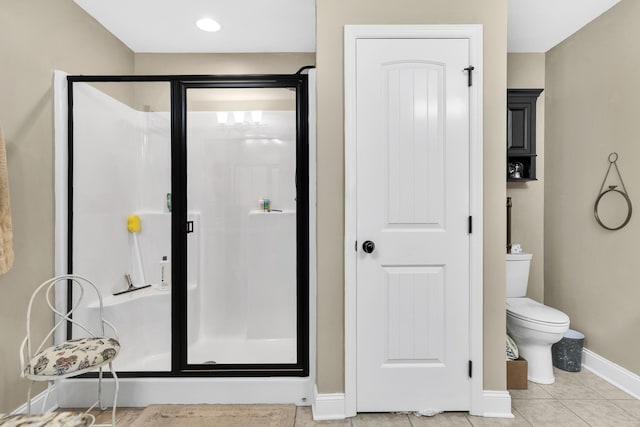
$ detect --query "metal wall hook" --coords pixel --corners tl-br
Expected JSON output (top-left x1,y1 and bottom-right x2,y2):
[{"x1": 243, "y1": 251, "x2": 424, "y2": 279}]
[{"x1": 594, "y1": 152, "x2": 632, "y2": 230}]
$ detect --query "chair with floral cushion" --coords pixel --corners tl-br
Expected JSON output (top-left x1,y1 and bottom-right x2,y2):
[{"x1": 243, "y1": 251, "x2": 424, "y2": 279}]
[{"x1": 19, "y1": 275, "x2": 120, "y2": 426}]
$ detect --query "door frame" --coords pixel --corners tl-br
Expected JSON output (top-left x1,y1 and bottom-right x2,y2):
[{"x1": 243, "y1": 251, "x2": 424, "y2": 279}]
[{"x1": 344, "y1": 25, "x2": 484, "y2": 417}]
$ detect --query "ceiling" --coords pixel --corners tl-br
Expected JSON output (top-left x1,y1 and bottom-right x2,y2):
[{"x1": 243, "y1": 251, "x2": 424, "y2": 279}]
[
  {"x1": 74, "y1": 0, "x2": 622, "y2": 54},
  {"x1": 73, "y1": 0, "x2": 316, "y2": 53},
  {"x1": 508, "y1": 0, "x2": 622, "y2": 52}
]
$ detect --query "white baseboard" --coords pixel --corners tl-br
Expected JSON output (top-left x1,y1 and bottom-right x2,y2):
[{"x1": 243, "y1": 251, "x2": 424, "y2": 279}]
[
  {"x1": 482, "y1": 390, "x2": 513, "y2": 418},
  {"x1": 312, "y1": 386, "x2": 346, "y2": 420},
  {"x1": 582, "y1": 348, "x2": 640, "y2": 399},
  {"x1": 313, "y1": 387, "x2": 511, "y2": 420},
  {"x1": 57, "y1": 377, "x2": 313, "y2": 407},
  {"x1": 11, "y1": 385, "x2": 59, "y2": 415}
]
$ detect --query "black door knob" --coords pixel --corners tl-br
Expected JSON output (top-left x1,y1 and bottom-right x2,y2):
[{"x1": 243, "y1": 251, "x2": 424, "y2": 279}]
[{"x1": 362, "y1": 240, "x2": 375, "y2": 254}]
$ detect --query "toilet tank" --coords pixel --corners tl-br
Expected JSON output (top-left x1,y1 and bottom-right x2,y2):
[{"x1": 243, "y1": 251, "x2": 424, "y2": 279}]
[{"x1": 506, "y1": 253, "x2": 532, "y2": 297}]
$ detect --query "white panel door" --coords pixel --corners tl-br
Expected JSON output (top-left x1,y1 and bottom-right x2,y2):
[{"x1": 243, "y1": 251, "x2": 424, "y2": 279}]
[{"x1": 356, "y1": 38, "x2": 471, "y2": 412}]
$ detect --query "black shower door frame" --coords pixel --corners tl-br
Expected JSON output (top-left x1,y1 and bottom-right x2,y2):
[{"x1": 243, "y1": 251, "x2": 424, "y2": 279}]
[{"x1": 67, "y1": 74, "x2": 310, "y2": 378}]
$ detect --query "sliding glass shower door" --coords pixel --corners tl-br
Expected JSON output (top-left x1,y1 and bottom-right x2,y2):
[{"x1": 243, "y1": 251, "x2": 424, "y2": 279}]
[{"x1": 174, "y1": 77, "x2": 309, "y2": 375}]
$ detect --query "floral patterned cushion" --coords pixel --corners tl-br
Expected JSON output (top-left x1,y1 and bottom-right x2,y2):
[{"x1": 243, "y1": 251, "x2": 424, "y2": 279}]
[
  {"x1": 0, "y1": 411, "x2": 92, "y2": 426},
  {"x1": 506, "y1": 334, "x2": 519, "y2": 361},
  {"x1": 24, "y1": 337, "x2": 120, "y2": 380}
]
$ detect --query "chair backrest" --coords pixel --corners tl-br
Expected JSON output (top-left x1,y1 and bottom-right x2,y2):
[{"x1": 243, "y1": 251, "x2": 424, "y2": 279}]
[{"x1": 20, "y1": 275, "x2": 118, "y2": 375}]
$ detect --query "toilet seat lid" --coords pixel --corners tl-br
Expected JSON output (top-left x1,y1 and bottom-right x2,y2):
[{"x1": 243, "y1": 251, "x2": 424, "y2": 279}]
[{"x1": 506, "y1": 298, "x2": 570, "y2": 325}]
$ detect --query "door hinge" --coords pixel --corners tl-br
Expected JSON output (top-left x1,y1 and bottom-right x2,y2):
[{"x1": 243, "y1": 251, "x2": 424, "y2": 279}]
[
  {"x1": 186, "y1": 220, "x2": 194, "y2": 234},
  {"x1": 468, "y1": 216, "x2": 473, "y2": 234},
  {"x1": 464, "y1": 66, "x2": 475, "y2": 87},
  {"x1": 468, "y1": 360, "x2": 473, "y2": 378}
]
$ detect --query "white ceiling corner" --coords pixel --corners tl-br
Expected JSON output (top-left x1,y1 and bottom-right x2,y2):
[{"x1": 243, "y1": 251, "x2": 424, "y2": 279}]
[{"x1": 508, "y1": 0, "x2": 622, "y2": 53}]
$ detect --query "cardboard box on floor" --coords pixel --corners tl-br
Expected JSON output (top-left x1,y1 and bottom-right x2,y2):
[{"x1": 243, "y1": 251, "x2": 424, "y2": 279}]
[{"x1": 507, "y1": 356, "x2": 528, "y2": 389}]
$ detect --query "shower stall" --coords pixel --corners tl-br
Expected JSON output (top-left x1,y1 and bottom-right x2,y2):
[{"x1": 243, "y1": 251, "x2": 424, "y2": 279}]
[{"x1": 53, "y1": 70, "x2": 315, "y2": 405}]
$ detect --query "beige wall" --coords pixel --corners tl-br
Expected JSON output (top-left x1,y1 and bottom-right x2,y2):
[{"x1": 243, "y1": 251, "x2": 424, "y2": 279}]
[
  {"x1": 0, "y1": 0, "x2": 134, "y2": 412},
  {"x1": 316, "y1": 0, "x2": 508, "y2": 392},
  {"x1": 135, "y1": 53, "x2": 315, "y2": 75},
  {"x1": 133, "y1": 53, "x2": 315, "y2": 112},
  {"x1": 545, "y1": 0, "x2": 640, "y2": 375},
  {"x1": 507, "y1": 53, "x2": 545, "y2": 303}
]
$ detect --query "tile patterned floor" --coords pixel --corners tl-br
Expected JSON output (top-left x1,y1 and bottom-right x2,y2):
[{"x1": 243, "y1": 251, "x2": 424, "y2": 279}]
[{"x1": 87, "y1": 368, "x2": 640, "y2": 426}]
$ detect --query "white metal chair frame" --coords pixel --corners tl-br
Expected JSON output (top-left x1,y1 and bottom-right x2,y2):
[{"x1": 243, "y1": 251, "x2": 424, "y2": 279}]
[{"x1": 19, "y1": 275, "x2": 120, "y2": 426}]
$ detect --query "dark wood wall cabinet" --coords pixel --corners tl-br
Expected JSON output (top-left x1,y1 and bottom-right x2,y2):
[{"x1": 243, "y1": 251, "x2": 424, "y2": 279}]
[{"x1": 507, "y1": 88, "x2": 543, "y2": 181}]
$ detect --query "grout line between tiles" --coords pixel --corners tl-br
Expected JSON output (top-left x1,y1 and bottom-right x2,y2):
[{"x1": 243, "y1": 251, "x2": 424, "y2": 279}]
[
  {"x1": 513, "y1": 408, "x2": 534, "y2": 426},
  {"x1": 609, "y1": 400, "x2": 640, "y2": 422},
  {"x1": 556, "y1": 399, "x2": 595, "y2": 427}
]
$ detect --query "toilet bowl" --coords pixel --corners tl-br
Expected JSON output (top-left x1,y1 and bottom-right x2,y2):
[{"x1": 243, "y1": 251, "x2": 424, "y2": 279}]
[
  {"x1": 506, "y1": 297, "x2": 569, "y2": 384},
  {"x1": 506, "y1": 253, "x2": 570, "y2": 384}
]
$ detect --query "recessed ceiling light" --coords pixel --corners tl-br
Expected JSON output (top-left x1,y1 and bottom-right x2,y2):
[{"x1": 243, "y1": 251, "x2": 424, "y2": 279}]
[{"x1": 196, "y1": 18, "x2": 221, "y2": 32}]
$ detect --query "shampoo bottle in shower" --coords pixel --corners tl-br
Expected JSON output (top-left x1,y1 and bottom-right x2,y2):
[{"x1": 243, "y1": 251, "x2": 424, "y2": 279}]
[{"x1": 160, "y1": 256, "x2": 171, "y2": 289}]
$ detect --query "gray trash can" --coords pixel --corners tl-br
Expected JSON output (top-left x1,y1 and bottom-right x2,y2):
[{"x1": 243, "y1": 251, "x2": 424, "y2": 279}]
[{"x1": 552, "y1": 329, "x2": 585, "y2": 372}]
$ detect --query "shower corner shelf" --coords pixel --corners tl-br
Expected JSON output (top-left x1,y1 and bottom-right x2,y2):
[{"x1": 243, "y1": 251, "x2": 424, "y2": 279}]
[{"x1": 249, "y1": 209, "x2": 295, "y2": 214}]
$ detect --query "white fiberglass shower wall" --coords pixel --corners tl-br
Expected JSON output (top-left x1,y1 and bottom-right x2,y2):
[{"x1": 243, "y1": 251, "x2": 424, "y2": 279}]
[{"x1": 53, "y1": 72, "x2": 314, "y2": 404}]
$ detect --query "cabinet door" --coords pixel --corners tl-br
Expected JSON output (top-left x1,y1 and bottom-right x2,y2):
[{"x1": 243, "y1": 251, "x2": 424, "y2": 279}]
[
  {"x1": 507, "y1": 102, "x2": 531, "y2": 154},
  {"x1": 506, "y1": 89, "x2": 542, "y2": 181}
]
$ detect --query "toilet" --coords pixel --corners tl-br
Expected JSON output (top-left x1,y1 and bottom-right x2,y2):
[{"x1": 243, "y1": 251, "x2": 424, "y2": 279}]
[{"x1": 506, "y1": 253, "x2": 570, "y2": 384}]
